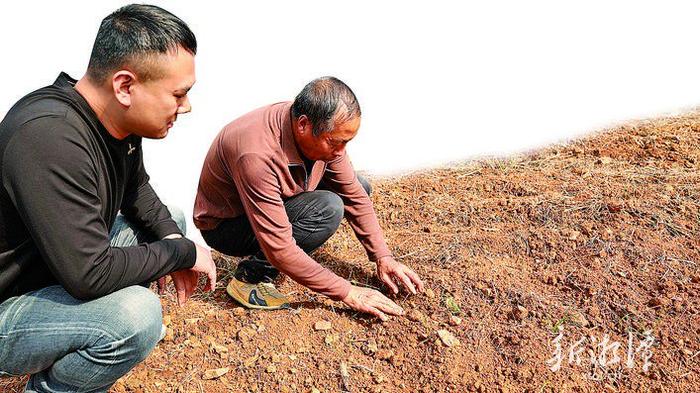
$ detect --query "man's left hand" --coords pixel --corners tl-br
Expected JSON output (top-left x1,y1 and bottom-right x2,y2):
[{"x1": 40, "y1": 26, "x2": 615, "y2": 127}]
[
  {"x1": 170, "y1": 268, "x2": 199, "y2": 306},
  {"x1": 376, "y1": 256, "x2": 424, "y2": 295}
]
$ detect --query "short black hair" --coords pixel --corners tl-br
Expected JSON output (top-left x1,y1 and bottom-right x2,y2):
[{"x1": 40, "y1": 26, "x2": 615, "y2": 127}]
[
  {"x1": 86, "y1": 4, "x2": 197, "y2": 82},
  {"x1": 291, "y1": 77, "x2": 361, "y2": 136}
]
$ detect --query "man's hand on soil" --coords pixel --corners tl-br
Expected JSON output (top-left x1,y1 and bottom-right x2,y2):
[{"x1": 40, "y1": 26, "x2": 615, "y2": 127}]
[
  {"x1": 342, "y1": 285, "x2": 405, "y2": 321},
  {"x1": 170, "y1": 269, "x2": 198, "y2": 306},
  {"x1": 170, "y1": 243, "x2": 217, "y2": 306},
  {"x1": 376, "y1": 256, "x2": 424, "y2": 295}
]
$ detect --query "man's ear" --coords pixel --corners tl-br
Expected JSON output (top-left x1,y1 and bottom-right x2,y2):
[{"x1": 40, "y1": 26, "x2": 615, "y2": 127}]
[
  {"x1": 297, "y1": 115, "x2": 311, "y2": 136},
  {"x1": 112, "y1": 70, "x2": 137, "y2": 107}
]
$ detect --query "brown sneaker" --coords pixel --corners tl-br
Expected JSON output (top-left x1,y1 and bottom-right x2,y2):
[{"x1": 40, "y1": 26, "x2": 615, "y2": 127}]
[{"x1": 226, "y1": 278, "x2": 290, "y2": 310}]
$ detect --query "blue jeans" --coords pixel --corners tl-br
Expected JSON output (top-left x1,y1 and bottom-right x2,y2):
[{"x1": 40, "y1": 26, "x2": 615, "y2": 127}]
[{"x1": 0, "y1": 207, "x2": 186, "y2": 392}]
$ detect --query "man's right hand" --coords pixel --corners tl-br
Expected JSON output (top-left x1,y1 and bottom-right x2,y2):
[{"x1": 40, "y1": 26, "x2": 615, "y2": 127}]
[
  {"x1": 170, "y1": 243, "x2": 217, "y2": 306},
  {"x1": 341, "y1": 285, "x2": 404, "y2": 321}
]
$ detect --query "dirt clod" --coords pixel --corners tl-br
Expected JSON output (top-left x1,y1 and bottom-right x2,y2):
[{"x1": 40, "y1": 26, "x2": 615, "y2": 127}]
[
  {"x1": 237, "y1": 326, "x2": 257, "y2": 342},
  {"x1": 510, "y1": 305, "x2": 529, "y2": 321},
  {"x1": 437, "y1": 329, "x2": 460, "y2": 347},
  {"x1": 314, "y1": 320, "x2": 332, "y2": 331},
  {"x1": 202, "y1": 367, "x2": 229, "y2": 380}
]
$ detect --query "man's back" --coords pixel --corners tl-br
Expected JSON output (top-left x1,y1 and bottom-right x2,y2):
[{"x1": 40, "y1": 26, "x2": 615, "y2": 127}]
[{"x1": 194, "y1": 102, "x2": 309, "y2": 230}]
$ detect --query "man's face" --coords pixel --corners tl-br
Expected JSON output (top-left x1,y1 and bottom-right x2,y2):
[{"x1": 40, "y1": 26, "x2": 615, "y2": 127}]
[
  {"x1": 124, "y1": 47, "x2": 196, "y2": 139},
  {"x1": 295, "y1": 116, "x2": 361, "y2": 162}
]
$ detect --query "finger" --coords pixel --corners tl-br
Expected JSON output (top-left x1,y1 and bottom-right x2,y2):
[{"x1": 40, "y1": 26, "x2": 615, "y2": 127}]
[
  {"x1": 404, "y1": 268, "x2": 424, "y2": 292},
  {"x1": 370, "y1": 293, "x2": 404, "y2": 316},
  {"x1": 364, "y1": 305, "x2": 389, "y2": 322},
  {"x1": 193, "y1": 270, "x2": 201, "y2": 292},
  {"x1": 207, "y1": 264, "x2": 217, "y2": 292},
  {"x1": 175, "y1": 279, "x2": 187, "y2": 306},
  {"x1": 374, "y1": 300, "x2": 403, "y2": 317},
  {"x1": 157, "y1": 277, "x2": 167, "y2": 295},
  {"x1": 200, "y1": 272, "x2": 210, "y2": 292},
  {"x1": 186, "y1": 271, "x2": 197, "y2": 298},
  {"x1": 381, "y1": 272, "x2": 399, "y2": 295},
  {"x1": 396, "y1": 271, "x2": 417, "y2": 295},
  {"x1": 180, "y1": 273, "x2": 195, "y2": 304}
]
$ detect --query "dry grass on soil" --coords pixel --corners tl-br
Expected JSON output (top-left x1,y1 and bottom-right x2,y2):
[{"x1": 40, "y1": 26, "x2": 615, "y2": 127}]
[{"x1": 2, "y1": 112, "x2": 700, "y2": 392}]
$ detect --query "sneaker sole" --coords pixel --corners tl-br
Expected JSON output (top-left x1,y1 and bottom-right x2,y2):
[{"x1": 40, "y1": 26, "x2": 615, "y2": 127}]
[{"x1": 226, "y1": 280, "x2": 289, "y2": 310}]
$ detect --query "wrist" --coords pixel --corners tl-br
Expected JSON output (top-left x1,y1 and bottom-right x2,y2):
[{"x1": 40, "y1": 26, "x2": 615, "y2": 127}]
[
  {"x1": 341, "y1": 284, "x2": 356, "y2": 303},
  {"x1": 376, "y1": 255, "x2": 394, "y2": 266}
]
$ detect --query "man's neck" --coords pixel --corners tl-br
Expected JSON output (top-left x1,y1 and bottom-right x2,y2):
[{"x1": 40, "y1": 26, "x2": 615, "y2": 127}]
[{"x1": 74, "y1": 77, "x2": 130, "y2": 140}]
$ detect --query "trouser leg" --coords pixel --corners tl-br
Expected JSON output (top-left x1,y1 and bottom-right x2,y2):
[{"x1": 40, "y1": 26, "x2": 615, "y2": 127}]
[
  {"x1": 109, "y1": 206, "x2": 188, "y2": 247},
  {"x1": 0, "y1": 205, "x2": 186, "y2": 392},
  {"x1": 0, "y1": 285, "x2": 162, "y2": 393},
  {"x1": 202, "y1": 175, "x2": 371, "y2": 284}
]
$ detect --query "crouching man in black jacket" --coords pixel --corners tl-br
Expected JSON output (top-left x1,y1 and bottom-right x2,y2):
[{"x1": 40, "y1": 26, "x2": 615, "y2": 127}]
[{"x1": 0, "y1": 4, "x2": 216, "y2": 392}]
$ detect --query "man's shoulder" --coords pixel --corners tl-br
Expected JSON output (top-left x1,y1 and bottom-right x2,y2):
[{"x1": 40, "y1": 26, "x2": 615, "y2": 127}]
[
  {"x1": 0, "y1": 95, "x2": 95, "y2": 172},
  {"x1": 0, "y1": 84, "x2": 90, "y2": 137},
  {"x1": 0, "y1": 106, "x2": 88, "y2": 150},
  {"x1": 218, "y1": 102, "x2": 291, "y2": 156},
  {"x1": 2, "y1": 94, "x2": 65, "y2": 128},
  {"x1": 223, "y1": 101, "x2": 290, "y2": 133}
]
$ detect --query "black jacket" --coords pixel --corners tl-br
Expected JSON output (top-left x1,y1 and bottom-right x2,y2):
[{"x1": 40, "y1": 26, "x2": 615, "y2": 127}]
[{"x1": 0, "y1": 73, "x2": 195, "y2": 302}]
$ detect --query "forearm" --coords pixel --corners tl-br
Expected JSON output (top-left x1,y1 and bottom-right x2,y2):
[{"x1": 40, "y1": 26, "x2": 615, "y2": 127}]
[
  {"x1": 323, "y1": 154, "x2": 391, "y2": 261},
  {"x1": 261, "y1": 241, "x2": 352, "y2": 300},
  {"x1": 121, "y1": 182, "x2": 183, "y2": 239},
  {"x1": 63, "y1": 238, "x2": 196, "y2": 299}
]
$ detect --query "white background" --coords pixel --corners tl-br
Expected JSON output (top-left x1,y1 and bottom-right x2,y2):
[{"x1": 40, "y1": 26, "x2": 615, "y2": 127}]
[{"x1": 2, "y1": 1, "x2": 700, "y2": 243}]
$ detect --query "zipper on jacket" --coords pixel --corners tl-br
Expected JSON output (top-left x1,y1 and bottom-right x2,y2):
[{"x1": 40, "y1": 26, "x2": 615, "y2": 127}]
[{"x1": 288, "y1": 163, "x2": 308, "y2": 191}]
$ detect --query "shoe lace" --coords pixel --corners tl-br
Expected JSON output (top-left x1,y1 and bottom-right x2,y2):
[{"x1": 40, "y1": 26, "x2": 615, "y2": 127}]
[{"x1": 257, "y1": 282, "x2": 276, "y2": 297}]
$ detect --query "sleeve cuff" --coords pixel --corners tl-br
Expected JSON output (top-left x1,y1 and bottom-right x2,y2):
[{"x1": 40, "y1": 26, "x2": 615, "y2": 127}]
[
  {"x1": 168, "y1": 237, "x2": 197, "y2": 270},
  {"x1": 326, "y1": 278, "x2": 352, "y2": 301},
  {"x1": 152, "y1": 219, "x2": 184, "y2": 240},
  {"x1": 367, "y1": 247, "x2": 392, "y2": 263}
]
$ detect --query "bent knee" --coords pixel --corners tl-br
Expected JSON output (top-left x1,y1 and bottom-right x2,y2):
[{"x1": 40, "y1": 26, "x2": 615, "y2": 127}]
[
  {"x1": 167, "y1": 206, "x2": 187, "y2": 235},
  {"x1": 316, "y1": 190, "x2": 344, "y2": 223},
  {"x1": 357, "y1": 175, "x2": 372, "y2": 196},
  {"x1": 108, "y1": 286, "x2": 162, "y2": 349}
]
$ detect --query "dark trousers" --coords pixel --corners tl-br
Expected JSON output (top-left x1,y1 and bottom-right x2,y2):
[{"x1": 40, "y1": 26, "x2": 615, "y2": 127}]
[{"x1": 202, "y1": 175, "x2": 371, "y2": 284}]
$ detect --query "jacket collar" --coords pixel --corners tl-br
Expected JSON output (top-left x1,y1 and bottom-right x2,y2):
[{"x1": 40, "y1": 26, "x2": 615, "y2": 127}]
[
  {"x1": 280, "y1": 103, "x2": 304, "y2": 165},
  {"x1": 279, "y1": 103, "x2": 326, "y2": 188}
]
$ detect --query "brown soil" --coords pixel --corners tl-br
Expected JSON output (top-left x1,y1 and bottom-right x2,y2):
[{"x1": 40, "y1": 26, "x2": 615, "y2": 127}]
[{"x1": 2, "y1": 112, "x2": 700, "y2": 393}]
